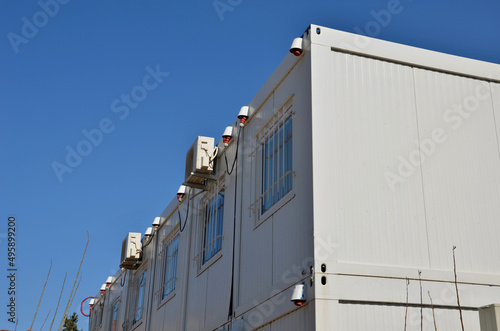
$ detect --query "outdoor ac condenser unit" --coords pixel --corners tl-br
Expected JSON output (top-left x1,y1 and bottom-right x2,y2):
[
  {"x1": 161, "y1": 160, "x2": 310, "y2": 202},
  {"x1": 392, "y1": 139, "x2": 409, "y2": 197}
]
[
  {"x1": 185, "y1": 136, "x2": 215, "y2": 186},
  {"x1": 120, "y1": 232, "x2": 142, "y2": 270}
]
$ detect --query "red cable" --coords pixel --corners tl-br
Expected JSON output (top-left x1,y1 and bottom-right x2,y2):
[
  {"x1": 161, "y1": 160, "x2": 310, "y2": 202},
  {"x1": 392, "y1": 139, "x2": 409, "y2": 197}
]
[{"x1": 81, "y1": 296, "x2": 95, "y2": 317}]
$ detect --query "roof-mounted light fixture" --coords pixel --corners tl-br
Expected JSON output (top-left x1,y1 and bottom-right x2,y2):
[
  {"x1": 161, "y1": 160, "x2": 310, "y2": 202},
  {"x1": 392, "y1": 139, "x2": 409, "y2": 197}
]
[
  {"x1": 290, "y1": 38, "x2": 303, "y2": 56},
  {"x1": 105, "y1": 277, "x2": 114, "y2": 288},
  {"x1": 238, "y1": 106, "x2": 249, "y2": 127},
  {"x1": 144, "y1": 227, "x2": 153, "y2": 241},
  {"x1": 152, "y1": 217, "x2": 161, "y2": 228},
  {"x1": 177, "y1": 185, "x2": 187, "y2": 202},
  {"x1": 222, "y1": 126, "x2": 234, "y2": 147}
]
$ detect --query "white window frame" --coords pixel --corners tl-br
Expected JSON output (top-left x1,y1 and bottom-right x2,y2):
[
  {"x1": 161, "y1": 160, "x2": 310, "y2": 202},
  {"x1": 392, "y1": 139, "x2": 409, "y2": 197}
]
[
  {"x1": 195, "y1": 176, "x2": 225, "y2": 273},
  {"x1": 249, "y1": 96, "x2": 295, "y2": 226},
  {"x1": 155, "y1": 229, "x2": 180, "y2": 306},
  {"x1": 91, "y1": 299, "x2": 104, "y2": 330},
  {"x1": 107, "y1": 298, "x2": 120, "y2": 331},
  {"x1": 124, "y1": 267, "x2": 147, "y2": 330}
]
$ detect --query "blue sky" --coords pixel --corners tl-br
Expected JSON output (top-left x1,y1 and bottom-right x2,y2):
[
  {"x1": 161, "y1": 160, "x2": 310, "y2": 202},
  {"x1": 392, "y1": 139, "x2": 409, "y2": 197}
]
[{"x1": 1, "y1": 0, "x2": 499, "y2": 330}]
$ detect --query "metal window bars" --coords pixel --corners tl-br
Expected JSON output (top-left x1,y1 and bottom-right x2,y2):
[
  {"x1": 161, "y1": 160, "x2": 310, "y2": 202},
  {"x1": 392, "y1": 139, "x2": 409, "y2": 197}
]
[
  {"x1": 193, "y1": 176, "x2": 225, "y2": 269},
  {"x1": 154, "y1": 234, "x2": 179, "y2": 303},
  {"x1": 249, "y1": 96, "x2": 294, "y2": 218}
]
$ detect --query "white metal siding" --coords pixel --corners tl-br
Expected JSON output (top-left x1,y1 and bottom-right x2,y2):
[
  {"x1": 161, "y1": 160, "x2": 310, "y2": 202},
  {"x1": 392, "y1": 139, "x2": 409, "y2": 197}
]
[
  {"x1": 413, "y1": 69, "x2": 500, "y2": 274},
  {"x1": 492, "y1": 83, "x2": 500, "y2": 161},
  {"x1": 239, "y1": 216, "x2": 273, "y2": 304},
  {"x1": 238, "y1": 55, "x2": 314, "y2": 311},
  {"x1": 311, "y1": 28, "x2": 500, "y2": 331},
  {"x1": 329, "y1": 51, "x2": 430, "y2": 268},
  {"x1": 253, "y1": 306, "x2": 313, "y2": 331},
  {"x1": 335, "y1": 303, "x2": 480, "y2": 331}
]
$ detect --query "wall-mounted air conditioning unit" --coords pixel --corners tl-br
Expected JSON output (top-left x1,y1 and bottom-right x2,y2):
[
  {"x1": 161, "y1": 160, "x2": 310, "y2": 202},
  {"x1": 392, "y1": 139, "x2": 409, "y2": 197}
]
[
  {"x1": 185, "y1": 136, "x2": 216, "y2": 187},
  {"x1": 120, "y1": 232, "x2": 142, "y2": 270}
]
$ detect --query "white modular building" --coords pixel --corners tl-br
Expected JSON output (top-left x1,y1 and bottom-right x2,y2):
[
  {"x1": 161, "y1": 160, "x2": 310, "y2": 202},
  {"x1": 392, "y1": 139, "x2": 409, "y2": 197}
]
[{"x1": 87, "y1": 24, "x2": 500, "y2": 331}]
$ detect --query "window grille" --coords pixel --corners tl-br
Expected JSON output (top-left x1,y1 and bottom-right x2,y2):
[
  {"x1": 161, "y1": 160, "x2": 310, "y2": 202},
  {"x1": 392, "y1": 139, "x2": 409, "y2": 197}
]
[
  {"x1": 108, "y1": 299, "x2": 120, "y2": 331},
  {"x1": 155, "y1": 233, "x2": 179, "y2": 303},
  {"x1": 124, "y1": 268, "x2": 147, "y2": 330},
  {"x1": 249, "y1": 96, "x2": 294, "y2": 217},
  {"x1": 194, "y1": 176, "x2": 225, "y2": 269}
]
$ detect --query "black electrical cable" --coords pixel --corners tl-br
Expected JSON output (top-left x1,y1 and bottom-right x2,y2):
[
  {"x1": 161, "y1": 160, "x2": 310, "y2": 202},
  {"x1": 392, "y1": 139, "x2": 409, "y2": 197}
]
[
  {"x1": 225, "y1": 127, "x2": 241, "y2": 175},
  {"x1": 178, "y1": 188, "x2": 191, "y2": 233},
  {"x1": 120, "y1": 271, "x2": 127, "y2": 287},
  {"x1": 227, "y1": 126, "x2": 242, "y2": 319}
]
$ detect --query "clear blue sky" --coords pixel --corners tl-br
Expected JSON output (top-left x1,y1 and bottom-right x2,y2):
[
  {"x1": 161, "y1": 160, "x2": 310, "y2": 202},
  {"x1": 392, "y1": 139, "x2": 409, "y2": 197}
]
[{"x1": 1, "y1": 0, "x2": 498, "y2": 330}]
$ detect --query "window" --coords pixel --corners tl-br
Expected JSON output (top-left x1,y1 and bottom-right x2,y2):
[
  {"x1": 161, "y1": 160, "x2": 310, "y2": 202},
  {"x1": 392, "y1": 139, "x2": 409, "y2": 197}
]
[
  {"x1": 203, "y1": 190, "x2": 224, "y2": 263},
  {"x1": 249, "y1": 97, "x2": 294, "y2": 219},
  {"x1": 156, "y1": 234, "x2": 179, "y2": 303},
  {"x1": 108, "y1": 300, "x2": 120, "y2": 331},
  {"x1": 195, "y1": 178, "x2": 225, "y2": 270},
  {"x1": 123, "y1": 269, "x2": 147, "y2": 331},
  {"x1": 262, "y1": 115, "x2": 293, "y2": 214},
  {"x1": 134, "y1": 270, "x2": 147, "y2": 324},
  {"x1": 91, "y1": 301, "x2": 103, "y2": 330}
]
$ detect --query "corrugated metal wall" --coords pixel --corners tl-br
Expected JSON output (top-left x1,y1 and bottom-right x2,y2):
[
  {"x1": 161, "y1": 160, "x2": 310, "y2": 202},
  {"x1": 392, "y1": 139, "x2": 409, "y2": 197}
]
[
  {"x1": 329, "y1": 51, "x2": 430, "y2": 268},
  {"x1": 311, "y1": 43, "x2": 500, "y2": 330},
  {"x1": 335, "y1": 303, "x2": 479, "y2": 331},
  {"x1": 325, "y1": 50, "x2": 500, "y2": 273},
  {"x1": 413, "y1": 69, "x2": 500, "y2": 274},
  {"x1": 254, "y1": 305, "x2": 313, "y2": 331}
]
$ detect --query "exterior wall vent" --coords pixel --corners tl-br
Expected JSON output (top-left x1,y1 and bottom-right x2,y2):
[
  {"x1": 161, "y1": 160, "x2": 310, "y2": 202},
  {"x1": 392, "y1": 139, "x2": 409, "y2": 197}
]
[
  {"x1": 184, "y1": 136, "x2": 216, "y2": 187},
  {"x1": 120, "y1": 232, "x2": 142, "y2": 270}
]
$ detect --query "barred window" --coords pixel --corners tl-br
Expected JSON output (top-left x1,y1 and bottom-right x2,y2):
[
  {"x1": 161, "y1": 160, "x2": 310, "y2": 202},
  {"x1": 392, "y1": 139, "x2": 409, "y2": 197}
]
[
  {"x1": 262, "y1": 115, "x2": 293, "y2": 214},
  {"x1": 249, "y1": 96, "x2": 294, "y2": 219},
  {"x1": 134, "y1": 270, "x2": 147, "y2": 323},
  {"x1": 123, "y1": 268, "x2": 147, "y2": 331},
  {"x1": 194, "y1": 177, "x2": 225, "y2": 270},
  {"x1": 108, "y1": 299, "x2": 120, "y2": 331},
  {"x1": 203, "y1": 190, "x2": 224, "y2": 263},
  {"x1": 90, "y1": 302, "x2": 103, "y2": 331},
  {"x1": 156, "y1": 234, "x2": 179, "y2": 303}
]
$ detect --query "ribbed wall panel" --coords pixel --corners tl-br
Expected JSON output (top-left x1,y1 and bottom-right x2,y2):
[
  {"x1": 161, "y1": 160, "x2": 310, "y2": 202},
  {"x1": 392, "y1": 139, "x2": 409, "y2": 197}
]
[
  {"x1": 253, "y1": 306, "x2": 312, "y2": 331},
  {"x1": 492, "y1": 83, "x2": 500, "y2": 155},
  {"x1": 413, "y1": 69, "x2": 500, "y2": 273},
  {"x1": 238, "y1": 57, "x2": 314, "y2": 311},
  {"x1": 239, "y1": 217, "x2": 273, "y2": 304},
  {"x1": 330, "y1": 51, "x2": 430, "y2": 268},
  {"x1": 270, "y1": 306, "x2": 312, "y2": 330},
  {"x1": 337, "y1": 303, "x2": 480, "y2": 331}
]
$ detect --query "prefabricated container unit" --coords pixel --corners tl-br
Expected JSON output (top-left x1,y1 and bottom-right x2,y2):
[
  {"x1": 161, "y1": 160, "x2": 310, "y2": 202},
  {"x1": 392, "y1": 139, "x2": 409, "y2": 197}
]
[{"x1": 88, "y1": 24, "x2": 500, "y2": 331}]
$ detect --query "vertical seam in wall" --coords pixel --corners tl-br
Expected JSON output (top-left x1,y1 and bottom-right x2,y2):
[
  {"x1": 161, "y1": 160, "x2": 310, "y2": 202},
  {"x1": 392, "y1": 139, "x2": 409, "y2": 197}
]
[
  {"x1": 203, "y1": 271, "x2": 208, "y2": 327},
  {"x1": 488, "y1": 83, "x2": 500, "y2": 162},
  {"x1": 411, "y1": 68, "x2": 432, "y2": 269},
  {"x1": 271, "y1": 93, "x2": 275, "y2": 287}
]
